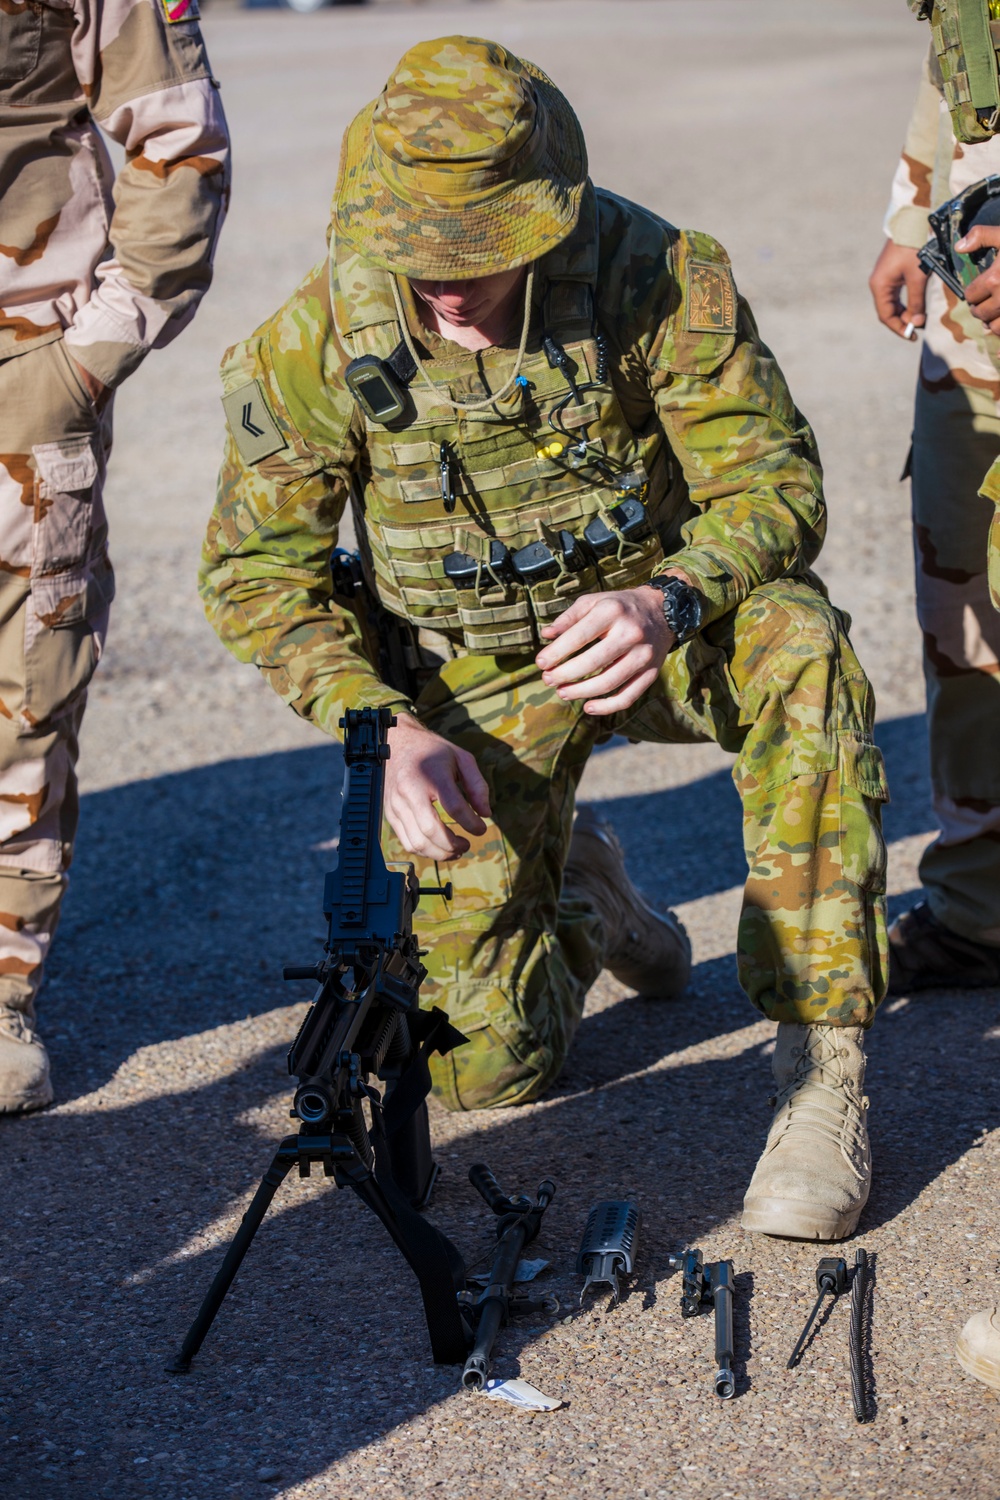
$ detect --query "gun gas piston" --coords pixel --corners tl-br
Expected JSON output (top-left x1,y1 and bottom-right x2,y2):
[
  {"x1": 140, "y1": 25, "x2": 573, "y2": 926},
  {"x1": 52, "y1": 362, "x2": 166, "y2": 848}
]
[{"x1": 670, "y1": 1248, "x2": 736, "y2": 1400}]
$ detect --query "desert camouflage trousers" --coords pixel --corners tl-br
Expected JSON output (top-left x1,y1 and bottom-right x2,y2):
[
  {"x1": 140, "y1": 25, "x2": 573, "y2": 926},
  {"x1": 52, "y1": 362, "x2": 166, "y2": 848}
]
[
  {"x1": 911, "y1": 281, "x2": 1000, "y2": 943},
  {"x1": 385, "y1": 577, "x2": 889, "y2": 1111},
  {"x1": 0, "y1": 339, "x2": 114, "y2": 1013}
]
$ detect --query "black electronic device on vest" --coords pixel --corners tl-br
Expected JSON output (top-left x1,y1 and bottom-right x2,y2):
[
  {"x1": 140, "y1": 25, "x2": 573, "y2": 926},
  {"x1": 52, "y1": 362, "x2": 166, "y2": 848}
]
[
  {"x1": 511, "y1": 530, "x2": 587, "y2": 585},
  {"x1": 443, "y1": 540, "x2": 513, "y2": 590},
  {"x1": 344, "y1": 340, "x2": 417, "y2": 425},
  {"x1": 542, "y1": 331, "x2": 582, "y2": 402},
  {"x1": 583, "y1": 496, "x2": 651, "y2": 558}
]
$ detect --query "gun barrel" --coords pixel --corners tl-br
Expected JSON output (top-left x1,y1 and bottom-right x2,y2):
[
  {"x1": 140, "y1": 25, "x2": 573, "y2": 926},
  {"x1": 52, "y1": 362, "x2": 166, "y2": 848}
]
[
  {"x1": 461, "y1": 1224, "x2": 528, "y2": 1389},
  {"x1": 711, "y1": 1260, "x2": 735, "y2": 1400},
  {"x1": 462, "y1": 1299, "x2": 505, "y2": 1389},
  {"x1": 461, "y1": 1177, "x2": 555, "y2": 1389}
]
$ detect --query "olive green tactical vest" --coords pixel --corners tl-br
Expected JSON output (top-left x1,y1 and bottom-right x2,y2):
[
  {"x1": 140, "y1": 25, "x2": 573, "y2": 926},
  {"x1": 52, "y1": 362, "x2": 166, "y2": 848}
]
[
  {"x1": 331, "y1": 200, "x2": 676, "y2": 655},
  {"x1": 913, "y1": 0, "x2": 1000, "y2": 142}
]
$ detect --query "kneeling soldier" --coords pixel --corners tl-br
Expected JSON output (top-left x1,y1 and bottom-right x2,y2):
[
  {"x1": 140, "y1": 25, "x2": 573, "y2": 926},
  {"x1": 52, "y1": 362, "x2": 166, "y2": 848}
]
[{"x1": 200, "y1": 37, "x2": 889, "y2": 1241}]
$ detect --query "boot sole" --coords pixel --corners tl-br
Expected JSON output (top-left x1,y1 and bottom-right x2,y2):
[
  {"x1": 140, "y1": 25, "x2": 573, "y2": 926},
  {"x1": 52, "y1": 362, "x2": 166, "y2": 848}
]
[
  {"x1": 741, "y1": 1196, "x2": 863, "y2": 1242},
  {"x1": 956, "y1": 1337, "x2": 1000, "y2": 1392},
  {"x1": 0, "y1": 1081, "x2": 54, "y2": 1114}
]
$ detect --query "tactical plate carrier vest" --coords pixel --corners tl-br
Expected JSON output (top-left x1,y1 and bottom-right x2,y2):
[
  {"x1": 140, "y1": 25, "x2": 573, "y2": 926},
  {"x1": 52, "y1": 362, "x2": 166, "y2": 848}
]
[
  {"x1": 332, "y1": 199, "x2": 682, "y2": 656},
  {"x1": 913, "y1": 0, "x2": 1000, "y2": 143}
]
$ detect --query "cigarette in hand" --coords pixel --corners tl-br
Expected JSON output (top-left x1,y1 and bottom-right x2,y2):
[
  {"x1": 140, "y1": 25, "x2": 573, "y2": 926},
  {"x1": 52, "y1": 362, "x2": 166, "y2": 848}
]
[{"x1": 902, "y1": 321, "x2": 918, "y2": 341}]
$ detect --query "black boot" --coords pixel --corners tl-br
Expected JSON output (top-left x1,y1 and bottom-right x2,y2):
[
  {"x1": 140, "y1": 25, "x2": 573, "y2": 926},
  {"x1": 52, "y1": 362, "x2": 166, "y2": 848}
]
[{"x1": 888, "y1": 901, "x2": 1000, "y2": 994}]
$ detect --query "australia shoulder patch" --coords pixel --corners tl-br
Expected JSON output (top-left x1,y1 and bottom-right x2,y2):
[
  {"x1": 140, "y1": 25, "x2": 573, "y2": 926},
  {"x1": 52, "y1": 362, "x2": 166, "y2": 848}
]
[
  {"x1": 160, "y1": 0, "x2": 200, "y2": 23},
  {"x1": 222, "y1": 380, "x2": 285, "y2": 465},
  {"x1": 686, "y1": 260, "x2": 737, "y2": 334}
]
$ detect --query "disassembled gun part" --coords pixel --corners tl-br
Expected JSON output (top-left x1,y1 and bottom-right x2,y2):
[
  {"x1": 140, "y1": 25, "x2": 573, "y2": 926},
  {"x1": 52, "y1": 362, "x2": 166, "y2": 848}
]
[
  {"x1": 787, "y1": 1256, "x2": 849, "y2": 1370},
  {"x1": 669, "y1": 1248, "x2": 736, "y2": 1399},
  {"x1": 576, "y1": 1200, "x2": 641, "y2": 1305},
  {"x1": 850, "y1": 1248, "x2": 870, "y2": 1423},
  {"x1": 462, "y1": 1166, "x2": 557, "y2": 1391}
]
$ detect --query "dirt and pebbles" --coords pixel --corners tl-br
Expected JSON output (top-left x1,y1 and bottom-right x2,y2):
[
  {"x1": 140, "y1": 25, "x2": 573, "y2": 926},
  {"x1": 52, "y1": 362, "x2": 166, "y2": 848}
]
[{"x1": 0, "y1": 3, "x2": 997, "y2": 1498}]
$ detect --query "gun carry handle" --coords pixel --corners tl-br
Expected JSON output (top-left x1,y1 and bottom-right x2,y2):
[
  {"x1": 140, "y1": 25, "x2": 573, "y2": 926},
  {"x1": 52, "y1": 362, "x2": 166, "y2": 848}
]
[{"x1": 469, "y1": 1163, "x2": 518, "y2": 1215}]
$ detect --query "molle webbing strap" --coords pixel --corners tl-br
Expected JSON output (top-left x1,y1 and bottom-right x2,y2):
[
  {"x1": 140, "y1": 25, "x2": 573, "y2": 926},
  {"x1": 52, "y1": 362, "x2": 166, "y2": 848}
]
[{"x1": 958, "y1": 0, "x2": 1000, "y2": 114}]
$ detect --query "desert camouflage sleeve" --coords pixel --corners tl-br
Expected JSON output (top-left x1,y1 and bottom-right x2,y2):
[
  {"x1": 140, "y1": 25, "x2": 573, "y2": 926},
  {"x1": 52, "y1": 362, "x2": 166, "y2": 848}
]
[
  {"x1": 63, "y1": 0, "x2": 231, "y2": 390},
  {"x1": 199, "y1": 266, "x2": 416, "y2": 738},
  {"x1": 884, "y1": 45, "x2": 943, "y2": 248},
  {"x1": 632, "y1": 222, "x2": 826, "y2": 627}
]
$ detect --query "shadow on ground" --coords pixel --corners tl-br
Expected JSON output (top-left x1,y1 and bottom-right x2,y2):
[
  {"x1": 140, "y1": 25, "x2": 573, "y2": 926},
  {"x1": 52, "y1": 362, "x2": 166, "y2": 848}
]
[{"x1": 2, "y1": 710, "x2": 996, "y2": 1498}]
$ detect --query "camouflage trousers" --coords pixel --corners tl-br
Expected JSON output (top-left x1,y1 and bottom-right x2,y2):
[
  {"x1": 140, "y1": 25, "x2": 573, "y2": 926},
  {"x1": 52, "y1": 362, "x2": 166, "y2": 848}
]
[
  {"x1": 386, "y1": 576, "x2": 889, "y2": 1111},
  {"x1": 0, "y1": 339, "x2": 115, "y2": 1013},
  {"x1": 910, "y1": 369, "x2": 1000, "y2": 945}
]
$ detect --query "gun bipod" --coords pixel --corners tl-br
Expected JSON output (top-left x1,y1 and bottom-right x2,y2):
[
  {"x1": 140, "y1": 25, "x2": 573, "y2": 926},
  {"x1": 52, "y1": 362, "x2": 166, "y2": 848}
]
[{"x1": 168, "y1": 1122, "x2": 471, "y2": 1375}]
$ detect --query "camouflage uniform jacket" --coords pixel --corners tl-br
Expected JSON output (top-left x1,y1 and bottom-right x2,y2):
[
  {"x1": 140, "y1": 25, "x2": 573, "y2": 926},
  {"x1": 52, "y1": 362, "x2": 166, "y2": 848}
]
[
  {"x1": 201, "y1": 187, "x2": 826, "y2": 737},
  {"x1": 0, "y1": 0, "x2": 230, "y2": 388}
]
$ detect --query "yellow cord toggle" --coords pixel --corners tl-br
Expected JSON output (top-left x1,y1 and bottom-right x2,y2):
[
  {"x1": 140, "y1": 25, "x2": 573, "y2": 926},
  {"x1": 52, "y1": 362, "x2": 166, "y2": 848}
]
[{"x1": 536, "y1": 439, "x2": 568, "y2": 460}]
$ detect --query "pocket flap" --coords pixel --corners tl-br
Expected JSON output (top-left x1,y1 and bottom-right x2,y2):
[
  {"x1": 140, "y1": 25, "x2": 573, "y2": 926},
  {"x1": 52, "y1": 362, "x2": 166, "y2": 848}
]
[
  {"x1": 30, "y1": 558, "x2": 115, "y2": 629},
  {"x1": 32, "y1": 437, "x2": 98, "y2": 498}
]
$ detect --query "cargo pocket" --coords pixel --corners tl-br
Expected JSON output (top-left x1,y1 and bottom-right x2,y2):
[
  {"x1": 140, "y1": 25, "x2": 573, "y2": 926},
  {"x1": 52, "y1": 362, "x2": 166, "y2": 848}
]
[
  {"x1": 22, "y1": 435, "x2": 113, "y2": 732},
  {"x1": 0, "y1": 8, "x2": 42, "y2": 88}
]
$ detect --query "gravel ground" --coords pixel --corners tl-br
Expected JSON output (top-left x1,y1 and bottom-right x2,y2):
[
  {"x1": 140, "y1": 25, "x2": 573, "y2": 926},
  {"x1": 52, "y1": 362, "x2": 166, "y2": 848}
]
[{"x1": 2, "y1": 3, "x2": 999, "y2": 1497}]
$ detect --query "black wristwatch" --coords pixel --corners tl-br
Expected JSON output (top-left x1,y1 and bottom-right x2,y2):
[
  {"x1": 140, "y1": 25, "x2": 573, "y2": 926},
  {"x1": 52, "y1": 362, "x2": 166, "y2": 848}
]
[{"x1": 645, "y1": 575, "x2": 705, "y2": 648}]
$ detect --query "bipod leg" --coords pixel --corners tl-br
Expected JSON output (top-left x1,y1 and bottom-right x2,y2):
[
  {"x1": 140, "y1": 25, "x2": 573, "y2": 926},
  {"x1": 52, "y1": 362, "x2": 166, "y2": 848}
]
[
  {"x1": 167, "y1": 1138, "x2": 298, "y2": 1373},
  {"x1": 346, "y1": 1164, "x2": 469, "y2": 1366}
]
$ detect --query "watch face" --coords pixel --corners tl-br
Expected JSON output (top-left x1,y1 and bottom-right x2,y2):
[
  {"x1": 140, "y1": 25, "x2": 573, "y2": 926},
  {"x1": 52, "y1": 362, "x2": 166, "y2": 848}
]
[{"x1": 660, "y1": 579, "x2": 703, "y2": 641}]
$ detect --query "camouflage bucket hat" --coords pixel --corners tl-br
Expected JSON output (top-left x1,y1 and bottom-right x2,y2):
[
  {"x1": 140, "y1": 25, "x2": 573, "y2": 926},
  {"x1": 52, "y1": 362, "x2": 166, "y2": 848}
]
[{"x1": 332, "y1": 36, "x2": 588, "y2": 279}]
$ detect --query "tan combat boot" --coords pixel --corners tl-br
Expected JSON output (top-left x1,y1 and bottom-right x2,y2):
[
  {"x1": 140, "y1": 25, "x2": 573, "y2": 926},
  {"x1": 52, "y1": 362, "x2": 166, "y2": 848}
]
[
  {"x1": 0, "y1": 1005, "x2": 53, "y2": 1114},
  {"x1": 956, "y1": 1303, "x2": 1000, "y2": 1392},
  {"x1": 741, "y1": 1023, "x2": 870, "y2": 1241},
  {"x1": 562, "y1": 806, "x2": 691, "y2": 998}
]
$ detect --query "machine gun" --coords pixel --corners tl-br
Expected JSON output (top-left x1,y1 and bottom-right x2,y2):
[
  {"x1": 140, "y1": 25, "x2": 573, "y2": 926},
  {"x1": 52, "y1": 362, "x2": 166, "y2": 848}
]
[{"x1": 168, "y1": 707, "x2": 555, "y2": 1381}]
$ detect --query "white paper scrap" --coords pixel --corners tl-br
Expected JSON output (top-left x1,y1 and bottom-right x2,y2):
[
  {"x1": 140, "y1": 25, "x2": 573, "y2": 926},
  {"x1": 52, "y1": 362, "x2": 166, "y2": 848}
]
[
  {"x1": 467, "y1": 1258, "x2": 550, "y2": 1287},
  {"x1": 479, "y1": 1378, "x2": 564, "y2": 1412}
]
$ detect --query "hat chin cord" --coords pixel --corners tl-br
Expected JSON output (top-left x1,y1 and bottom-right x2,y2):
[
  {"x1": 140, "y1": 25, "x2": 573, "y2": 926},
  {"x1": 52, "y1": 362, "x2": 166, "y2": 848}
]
[{"x1": 390, "y1": 265, "x2": 535, "y2": 413}]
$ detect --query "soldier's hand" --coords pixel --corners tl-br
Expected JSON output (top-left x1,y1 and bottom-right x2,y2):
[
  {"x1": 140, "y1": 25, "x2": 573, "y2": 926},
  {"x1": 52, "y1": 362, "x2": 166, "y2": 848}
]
[
  {"x1": 957, "y1": 225, "x2": 1000, "y2": 335},
  {"x1": 384, "y1": 713, "x2": 491, "y2": 861},
  {"x1": 535, "y1": 586, "x2": 674, "y2": 716},
  {"x1": 868, "y1": 239, "x2": 927, "y2": 339}
]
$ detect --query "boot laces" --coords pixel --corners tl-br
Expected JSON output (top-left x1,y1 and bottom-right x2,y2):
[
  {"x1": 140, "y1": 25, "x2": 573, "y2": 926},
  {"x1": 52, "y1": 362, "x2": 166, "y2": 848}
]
[
  {"x1": 0, "y1": 1007, "x2": 38, "y2": 1045},
  {"x1": 769, "y1": 1031, "x2": 868, "y2": 1180}
]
